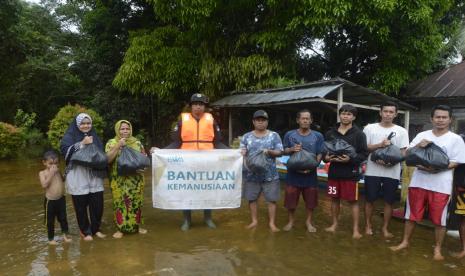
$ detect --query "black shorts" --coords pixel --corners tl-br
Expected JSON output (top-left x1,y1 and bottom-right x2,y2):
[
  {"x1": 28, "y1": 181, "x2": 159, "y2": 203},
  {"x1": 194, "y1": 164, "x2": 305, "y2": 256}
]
[{"x1": 364, "y1": 176, "x2": 398, "y2": 204}]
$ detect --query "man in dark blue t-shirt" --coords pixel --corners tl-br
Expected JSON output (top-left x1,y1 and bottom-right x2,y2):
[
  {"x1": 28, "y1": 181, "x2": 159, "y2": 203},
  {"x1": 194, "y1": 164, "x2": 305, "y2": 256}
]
[{"x1": 283, "y1": 109, "x2": 324, "y2": 232}]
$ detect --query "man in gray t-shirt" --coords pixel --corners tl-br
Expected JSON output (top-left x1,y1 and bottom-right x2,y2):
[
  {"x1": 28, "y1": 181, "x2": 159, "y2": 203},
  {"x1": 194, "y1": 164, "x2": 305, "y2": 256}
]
[{"x1": 240, "y1": 110, "x2": 283, "y2": 232}]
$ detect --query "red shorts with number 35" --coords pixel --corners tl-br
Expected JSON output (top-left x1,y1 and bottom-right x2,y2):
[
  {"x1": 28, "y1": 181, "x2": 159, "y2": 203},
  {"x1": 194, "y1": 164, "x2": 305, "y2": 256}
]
[{"x1": 327, "y1": 179, "x2": 358, "y2": 201}]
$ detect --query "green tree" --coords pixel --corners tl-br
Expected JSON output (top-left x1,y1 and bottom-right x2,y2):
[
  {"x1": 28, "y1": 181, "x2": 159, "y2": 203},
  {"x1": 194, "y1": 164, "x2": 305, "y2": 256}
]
[
  {"x1": 0, "y1": 0, "x2": 22, "y2": 80},
  {"x1": 434, "y1": 20, "x2": 465, "y2": 68},
  {"x1": 55, "y1": 0, "x2": 159, "y2": 141},
  {"x1": 291, "y1": 0, "x2": 465, "y2": 93},
  {"x1": 3, "y1": 0, "x2": 463, "y2": 149},
  {"x1": 114, "y1": 0, "x2": 300, "y2": 100},
  {"x1": 115, "y1": 0, "x2": 465, "y2": 98},
  {"x1": 0, "y1": 0, "x2": 23, "y2": 123},
  {"x1": 0, "y1": 1, "x2": 82, "y2": 130}
]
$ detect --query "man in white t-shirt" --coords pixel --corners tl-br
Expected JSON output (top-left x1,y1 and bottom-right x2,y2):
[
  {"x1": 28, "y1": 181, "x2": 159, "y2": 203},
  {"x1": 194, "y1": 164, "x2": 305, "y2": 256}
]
[
  {"x1": 363, "y1": 102, "x2": 409, "y2": 238},
  {"x1": 390, "y1": 105, "x2": 465, "y2": 261}
]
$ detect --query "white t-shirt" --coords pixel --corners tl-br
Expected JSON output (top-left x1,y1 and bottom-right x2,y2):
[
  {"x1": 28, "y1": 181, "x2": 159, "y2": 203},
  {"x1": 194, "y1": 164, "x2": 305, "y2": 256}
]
[
  {"x1": 363, "y1": 123, "x2": 409, "y2": 180},
  {"x1": 409, "y1": 130, "x2": 465, "y2": 195}
]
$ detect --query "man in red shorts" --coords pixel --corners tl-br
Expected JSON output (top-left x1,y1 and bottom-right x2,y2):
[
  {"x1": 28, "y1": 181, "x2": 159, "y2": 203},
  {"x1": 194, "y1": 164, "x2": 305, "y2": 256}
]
[
  {"x1": 324, "y1": 104, "x2": 368, "y2": 239},
  {"x1": 282, "y1": 109, "x2": 324, "y2": 232},
  {"x1": 390, "y1": 105, "x2": 465, "y2": 260}
]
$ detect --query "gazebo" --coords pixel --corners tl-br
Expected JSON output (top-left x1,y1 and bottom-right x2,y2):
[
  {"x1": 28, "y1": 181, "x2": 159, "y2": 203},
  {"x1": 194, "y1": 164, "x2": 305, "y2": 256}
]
[{"x1": 211, "y1": 78, "x2": 416, "y2": 145}]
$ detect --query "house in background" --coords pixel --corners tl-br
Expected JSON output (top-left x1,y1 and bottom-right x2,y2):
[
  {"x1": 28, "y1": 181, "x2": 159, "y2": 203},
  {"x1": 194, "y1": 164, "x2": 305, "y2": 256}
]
[{"x1": 403, "y1": 61, "x2": 465, "y2": 137}]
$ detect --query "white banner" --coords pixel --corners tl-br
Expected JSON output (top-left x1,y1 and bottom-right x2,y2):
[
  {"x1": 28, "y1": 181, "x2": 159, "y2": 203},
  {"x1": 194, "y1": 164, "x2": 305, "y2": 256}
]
[{"x1": 152, "y1": 149, "x2": 243, "y2": 209}]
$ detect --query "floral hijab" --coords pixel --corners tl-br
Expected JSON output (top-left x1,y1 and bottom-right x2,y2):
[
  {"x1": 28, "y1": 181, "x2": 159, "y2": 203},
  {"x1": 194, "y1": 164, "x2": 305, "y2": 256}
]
[{"x1": 113, "y1": 120, "x2": 140, "y2": 151}]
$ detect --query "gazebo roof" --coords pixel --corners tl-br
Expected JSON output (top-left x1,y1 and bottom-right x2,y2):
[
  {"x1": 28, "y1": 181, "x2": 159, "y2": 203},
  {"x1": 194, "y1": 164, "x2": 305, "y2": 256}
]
[{"x1": 212, "y1": 78, "x2": 415, "y2": 110}]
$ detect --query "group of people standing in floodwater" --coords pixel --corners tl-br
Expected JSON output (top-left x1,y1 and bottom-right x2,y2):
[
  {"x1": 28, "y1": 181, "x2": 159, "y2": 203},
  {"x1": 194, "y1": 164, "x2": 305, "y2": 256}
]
[
  {"x1": 40, "y1": 116, "x2": 147, "y2": 243},
  {"x1": 38, "y1": 93, "x2": 465, "y2": 262}
]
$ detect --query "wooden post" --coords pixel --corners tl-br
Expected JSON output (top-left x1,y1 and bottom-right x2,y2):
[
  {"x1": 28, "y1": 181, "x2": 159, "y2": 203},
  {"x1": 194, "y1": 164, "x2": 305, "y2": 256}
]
[
  {"x1": 228, "y1": 110, "x2": 233, "y2": 146},
  {"x1": 404, "y1": 110, "x2": 410, "y2": 133},
  {"x1": 337, "y1": 86, "x2": 343, "y2": 122}
]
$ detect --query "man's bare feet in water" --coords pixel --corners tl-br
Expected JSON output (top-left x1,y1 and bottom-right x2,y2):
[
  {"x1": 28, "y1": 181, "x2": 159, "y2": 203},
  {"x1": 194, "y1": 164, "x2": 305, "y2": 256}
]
[
  {"x1": 269, "y1": 223, "x2": 280, "y2": 233},
  {"x1": 382, "y1": 228, "x2": 394, "y2": 239},
  {"x1": 283, "y1": 222, "x2": 293, "y2": 231},
  {"x1": 325, "y1": 224, "x2": 337, "y2": 233},
  {"x1": 451, "y1": 250, "x2": 465, "y2": 259},
  {"x1": 305, "y1": 222, "x2": 316, "y2": 233},
  {"x1": 83, "y1": 235, "x2": 93, "y2": 241},
  {"x1": 306, "y1": 222, "x2": 317, "y2": 233},
  {"x1": 63, "y1": 234, "x2": 72, "y2": 243},
  {"x1": 48, "y1": 240, "x2": 58, "y2": 245},
  {"x1": 365, "y1": 227, "x2": 373, "y2": 236},
  {"x1": 95, "y1": 232, "x2": 106, "y2": 238},
  {"x1": 433, "y1": 246, "x2": 444, "y2": 261},
  {"x1": 246, "y1": 221, "x2": 258, "y2": 229},
  {"x1": 352, "y1": 231, "x2": 362, "y2": 239},
  {"x1": 389, "y1": 241, "x2": 408, "y2": 252},
  {"x1": 113, "y1": 231, "x2": 123, "y2": 239},
  {"x1": 139, "y1": 228, "x2": 148, "y2": 234}
]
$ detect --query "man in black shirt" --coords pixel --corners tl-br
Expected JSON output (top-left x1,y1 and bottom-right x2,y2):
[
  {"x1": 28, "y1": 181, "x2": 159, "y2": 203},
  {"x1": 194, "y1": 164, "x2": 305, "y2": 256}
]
[
  {"x1": 452, "y1": 135, "x2": 465, "y2": 259},
  {"x1": 324, "y1": 104, "x2": 368, "y2": 239}
]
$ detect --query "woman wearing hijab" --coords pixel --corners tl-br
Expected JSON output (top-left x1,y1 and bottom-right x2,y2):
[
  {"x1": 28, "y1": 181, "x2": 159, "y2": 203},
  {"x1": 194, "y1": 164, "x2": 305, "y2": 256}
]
[
  {"x1": 106, "y1": 120, "x2": 147, "y2": 238},
  {"x1": 60, "y1": 113, "x2": 107, "y2": 241}
]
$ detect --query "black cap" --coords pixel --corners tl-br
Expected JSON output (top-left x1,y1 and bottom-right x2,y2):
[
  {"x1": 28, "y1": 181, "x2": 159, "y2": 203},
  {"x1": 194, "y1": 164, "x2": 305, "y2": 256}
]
[
  {"x1": 253, "y1": 110, "x2": 268, "y2": 119},
  {"x1": 190, "y1": 93, "x2": 209, "y2": 104}
]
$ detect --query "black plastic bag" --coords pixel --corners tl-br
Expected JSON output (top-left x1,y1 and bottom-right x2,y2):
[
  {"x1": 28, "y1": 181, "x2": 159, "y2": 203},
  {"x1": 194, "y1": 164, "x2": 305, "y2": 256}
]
[
  {"x1": 287, "y1": 149, "x2": 319, "y2": 171},
  {"x1": 324, "y1": 138, "x2": 357, "y2": 159},
  {"x1": 71, "y1": 143, "x2": 108, "y2": 169},
  {"x1": 246, "y1": 150, "x2": 270, "y2": 174},
  {"x1": 405, "y1": 143, "x2": 449, "y2": 170},
  {"x1": 117, "y1": 146, "x2": 151, "y2": 176},
  {"x1": 370, "y1": 132, "x2": 404, "y2": 166}
]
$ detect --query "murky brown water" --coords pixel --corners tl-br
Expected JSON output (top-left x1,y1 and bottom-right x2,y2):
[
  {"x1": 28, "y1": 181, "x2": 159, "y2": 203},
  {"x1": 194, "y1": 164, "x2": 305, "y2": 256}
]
[{"x1": 1, "y1": 159, "x2": 464, "y2": 275}]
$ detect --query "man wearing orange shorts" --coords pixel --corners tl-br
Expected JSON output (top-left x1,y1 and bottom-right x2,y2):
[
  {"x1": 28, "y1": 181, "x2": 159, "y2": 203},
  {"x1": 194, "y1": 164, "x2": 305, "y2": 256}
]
[
  {"x1": 390, "y1": 105, "x2": 465, "y2": 260},
  {"x1": 324, "y1": 104, "x2": 368, "y2": 239}
]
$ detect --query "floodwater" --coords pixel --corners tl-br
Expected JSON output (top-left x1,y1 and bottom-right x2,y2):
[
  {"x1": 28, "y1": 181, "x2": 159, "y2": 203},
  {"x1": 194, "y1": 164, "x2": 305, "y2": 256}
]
[{"x1": 1, "y1": 159, "x2": 464, "y2": 275}]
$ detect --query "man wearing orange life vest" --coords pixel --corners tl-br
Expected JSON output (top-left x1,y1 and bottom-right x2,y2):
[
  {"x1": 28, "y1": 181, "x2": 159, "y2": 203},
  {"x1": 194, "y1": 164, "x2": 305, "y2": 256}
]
[{"x1": 165, "y1": 93, "x2": 228, "y2": 231}]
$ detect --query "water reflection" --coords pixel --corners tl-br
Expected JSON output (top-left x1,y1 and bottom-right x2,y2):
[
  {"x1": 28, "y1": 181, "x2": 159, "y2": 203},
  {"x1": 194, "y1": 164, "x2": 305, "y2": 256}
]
[
  {"x1": 152, "y1": 250, "x2": 236, "y2": 276},
  {"x1": 0, "y1": 159, "x2": 464, "y2": 275}
]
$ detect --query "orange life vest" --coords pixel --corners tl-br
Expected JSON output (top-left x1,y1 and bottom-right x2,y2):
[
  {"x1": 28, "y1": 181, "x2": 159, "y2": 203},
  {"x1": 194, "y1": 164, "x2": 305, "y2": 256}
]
[{"x1": 180, "y1": 112, "x2": 214, "y2": 150}]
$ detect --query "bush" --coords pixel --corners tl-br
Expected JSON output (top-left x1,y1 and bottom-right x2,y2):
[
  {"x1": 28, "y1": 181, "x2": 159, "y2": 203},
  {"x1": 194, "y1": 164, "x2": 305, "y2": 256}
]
[
  {"x1": 23, "y1": 128, "x2": 46, "y2": 146},
  {"x1": 47, "y1": 104, "x2": 105, "y2": 150},
  {"x1": 14, "y1": 109, "x2": 37, "y2": 130},
  {"x1": 14, "y1": 109, "x2": 47, "y2": 147},
  {"x1": 0, "y1": 122, "x2": 26, "y2": 159}
]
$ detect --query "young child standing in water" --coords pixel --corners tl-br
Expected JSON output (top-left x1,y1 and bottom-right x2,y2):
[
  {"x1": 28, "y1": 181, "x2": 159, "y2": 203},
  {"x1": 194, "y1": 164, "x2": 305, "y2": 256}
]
[{"x1": 39, "y1": 150, "x2": 72, "y2": 245}]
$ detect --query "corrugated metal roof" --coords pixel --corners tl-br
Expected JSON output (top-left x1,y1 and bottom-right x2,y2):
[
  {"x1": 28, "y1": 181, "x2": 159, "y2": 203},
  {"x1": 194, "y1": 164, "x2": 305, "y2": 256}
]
[
  {"x1": 406, "y1": 61, "x2": 465, "y2": 99},
  {"x1": 212, "y1": 78, "x2": 416, "y2": 110},
  {"x1": 212, "y1": 84, "x2": 342, "y2": 107}
]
